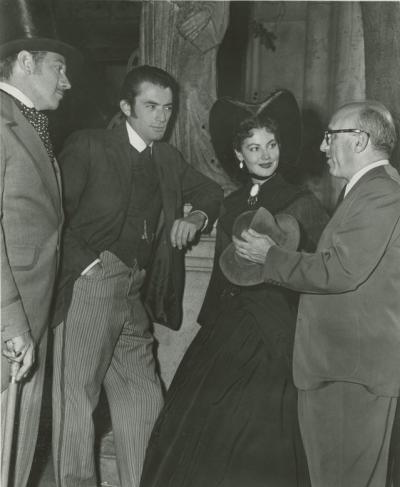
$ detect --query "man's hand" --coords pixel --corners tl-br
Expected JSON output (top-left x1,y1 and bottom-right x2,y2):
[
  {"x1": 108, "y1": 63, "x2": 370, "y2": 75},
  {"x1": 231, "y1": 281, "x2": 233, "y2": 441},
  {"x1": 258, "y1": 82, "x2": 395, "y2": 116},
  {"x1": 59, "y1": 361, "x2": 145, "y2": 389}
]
[
  {"x1": 233, "y1": 228, "x2": 276, "y2": 264},
  {"x1": 3, "y1": 332, "x2": 35, "y2": 381},
  {"x1": 170, "y1": 212, "x2": 206, "y2": 249}
]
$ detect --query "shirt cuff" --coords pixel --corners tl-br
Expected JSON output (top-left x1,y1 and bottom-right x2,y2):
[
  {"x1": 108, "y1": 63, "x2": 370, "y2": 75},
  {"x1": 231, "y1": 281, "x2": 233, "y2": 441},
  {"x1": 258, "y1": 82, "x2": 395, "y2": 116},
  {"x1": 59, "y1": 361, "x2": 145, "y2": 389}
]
[
  {"x1": 190, "y1": 210, "x2": 209, "y2": 231},
  {"x1": 81, "y1": 258, "x2": 101, "y2": 276}
]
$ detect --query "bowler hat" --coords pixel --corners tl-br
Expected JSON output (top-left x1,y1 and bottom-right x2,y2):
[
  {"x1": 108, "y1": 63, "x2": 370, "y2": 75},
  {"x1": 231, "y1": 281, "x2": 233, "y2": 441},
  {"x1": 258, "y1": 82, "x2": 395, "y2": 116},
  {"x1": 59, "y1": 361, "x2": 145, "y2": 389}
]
[
  {"x1": 219, "y1": 207, "x2": 300, "y2": 286},
  {"x1": 209, "y1": 90, "x2": 301, "y2": 181},
  {"x1": 0, "y1": 0, "x2": 78, "y2": 62}
]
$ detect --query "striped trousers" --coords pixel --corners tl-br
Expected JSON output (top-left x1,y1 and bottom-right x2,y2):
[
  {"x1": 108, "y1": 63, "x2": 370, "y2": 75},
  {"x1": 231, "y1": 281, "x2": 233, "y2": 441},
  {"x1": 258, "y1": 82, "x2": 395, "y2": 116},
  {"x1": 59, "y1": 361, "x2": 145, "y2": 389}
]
[{"x1": 52, "y1": 251, "x2": 163, "y2": 487}]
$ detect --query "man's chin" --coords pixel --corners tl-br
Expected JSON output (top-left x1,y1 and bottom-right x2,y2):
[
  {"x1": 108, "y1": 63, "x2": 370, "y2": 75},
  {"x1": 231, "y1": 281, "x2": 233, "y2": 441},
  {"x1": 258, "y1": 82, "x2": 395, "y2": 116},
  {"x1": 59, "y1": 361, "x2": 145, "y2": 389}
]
[
  {"x1": 40, "y1": 98, "x2": 61, "y2": 111},
  {"x1": 152, "y1": 132, "x2": 166, "y2": 141}
]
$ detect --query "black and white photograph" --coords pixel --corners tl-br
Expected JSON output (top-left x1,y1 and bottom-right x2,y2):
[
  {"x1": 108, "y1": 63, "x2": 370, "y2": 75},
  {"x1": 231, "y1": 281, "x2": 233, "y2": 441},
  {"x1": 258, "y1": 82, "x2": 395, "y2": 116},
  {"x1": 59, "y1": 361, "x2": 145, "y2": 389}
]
[{"x1": 1, "y1": 1, "x2": 400, "y2": 486}]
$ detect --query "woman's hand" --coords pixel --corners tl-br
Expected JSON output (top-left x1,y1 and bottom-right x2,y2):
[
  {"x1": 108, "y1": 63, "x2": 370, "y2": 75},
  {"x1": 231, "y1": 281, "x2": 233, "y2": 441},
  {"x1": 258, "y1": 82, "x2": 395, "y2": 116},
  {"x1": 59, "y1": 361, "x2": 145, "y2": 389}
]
[{"x1": 233, "y1": 229, "x2": 276, "y2": 264}]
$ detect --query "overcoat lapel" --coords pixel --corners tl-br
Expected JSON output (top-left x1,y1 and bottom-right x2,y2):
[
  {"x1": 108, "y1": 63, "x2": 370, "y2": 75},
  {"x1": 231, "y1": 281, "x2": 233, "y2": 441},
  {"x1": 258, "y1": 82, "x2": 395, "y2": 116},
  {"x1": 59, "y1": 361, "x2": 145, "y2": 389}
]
[{"x1": 2, "y1": 93, "x2": 61, "y2": 212}]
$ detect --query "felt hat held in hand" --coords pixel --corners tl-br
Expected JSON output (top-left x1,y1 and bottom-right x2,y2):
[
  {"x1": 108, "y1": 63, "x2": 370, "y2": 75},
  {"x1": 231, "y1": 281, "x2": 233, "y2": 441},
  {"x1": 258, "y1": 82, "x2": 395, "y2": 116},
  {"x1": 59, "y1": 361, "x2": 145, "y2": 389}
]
[{"x1": 219, "y1": 207, "x2": 300, "y2": 286}]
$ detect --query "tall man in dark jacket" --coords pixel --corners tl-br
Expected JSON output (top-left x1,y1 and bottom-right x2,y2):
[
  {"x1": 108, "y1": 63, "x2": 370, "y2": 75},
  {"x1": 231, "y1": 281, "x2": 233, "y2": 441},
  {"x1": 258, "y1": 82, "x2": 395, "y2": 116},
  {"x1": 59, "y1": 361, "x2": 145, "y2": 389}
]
[{"x1": 52, "y1": 65, "x2": 223, "y2": 487}]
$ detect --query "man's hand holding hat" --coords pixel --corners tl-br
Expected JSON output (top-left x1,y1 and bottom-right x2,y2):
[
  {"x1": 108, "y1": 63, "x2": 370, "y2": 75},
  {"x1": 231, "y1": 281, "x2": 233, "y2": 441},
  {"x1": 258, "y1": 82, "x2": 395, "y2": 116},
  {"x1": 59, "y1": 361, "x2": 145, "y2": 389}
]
[
  {"x1": 219, "y1": 207, "x2": 300, "y2": 286},
  {"x1": 233, "y1": 229, "x2": 276, "y2": 264}
]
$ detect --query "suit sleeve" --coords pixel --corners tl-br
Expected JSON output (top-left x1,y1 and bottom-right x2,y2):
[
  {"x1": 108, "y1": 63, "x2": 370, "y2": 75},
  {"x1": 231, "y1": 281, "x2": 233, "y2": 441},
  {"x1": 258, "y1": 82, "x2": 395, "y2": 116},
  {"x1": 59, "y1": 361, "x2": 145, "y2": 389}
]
[
  {"x1": 179, "y1": 152, "x2": 223, "y2": 232},
  {"x1": 58, "y1": 132, "x2": 99, "y2": 274},
  {"x1": 263, "y1": 180, "x2": 400, "y2": 293},
  {"x1": 0, "y1": 130, "x2": 30, "y2": 341}
]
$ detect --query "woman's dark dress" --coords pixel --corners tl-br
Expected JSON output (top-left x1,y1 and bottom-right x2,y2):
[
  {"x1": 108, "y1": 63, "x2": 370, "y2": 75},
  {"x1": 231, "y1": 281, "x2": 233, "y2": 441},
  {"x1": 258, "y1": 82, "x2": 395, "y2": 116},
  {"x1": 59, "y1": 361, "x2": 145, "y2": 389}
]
[{"x1": 140, "y1": 174, "x2": 329, "y2": 487}]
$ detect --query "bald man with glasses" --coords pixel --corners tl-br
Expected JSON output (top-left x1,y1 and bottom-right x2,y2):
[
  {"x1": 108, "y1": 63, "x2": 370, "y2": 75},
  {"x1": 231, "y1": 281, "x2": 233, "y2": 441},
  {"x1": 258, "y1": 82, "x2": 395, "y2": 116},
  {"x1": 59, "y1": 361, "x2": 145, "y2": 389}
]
[{"x1": 233, "y1": 101, "x2": 400, "y2": 487}]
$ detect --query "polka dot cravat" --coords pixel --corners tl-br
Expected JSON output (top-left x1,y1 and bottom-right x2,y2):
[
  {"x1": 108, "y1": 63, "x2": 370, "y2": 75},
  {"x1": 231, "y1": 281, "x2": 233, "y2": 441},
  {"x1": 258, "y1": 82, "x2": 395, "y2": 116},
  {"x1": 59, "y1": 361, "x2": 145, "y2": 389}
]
[{"x1": 15, "y1": 99, "x2": 55, "y2": 161}]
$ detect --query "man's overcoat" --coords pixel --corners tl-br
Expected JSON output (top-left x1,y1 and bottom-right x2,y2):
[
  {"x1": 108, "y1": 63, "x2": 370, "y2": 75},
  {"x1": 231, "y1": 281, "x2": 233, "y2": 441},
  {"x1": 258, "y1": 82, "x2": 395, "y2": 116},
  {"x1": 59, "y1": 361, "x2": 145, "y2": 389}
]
[{"x1": 0, "y1": 91, "x2": 63, "y2": 390}]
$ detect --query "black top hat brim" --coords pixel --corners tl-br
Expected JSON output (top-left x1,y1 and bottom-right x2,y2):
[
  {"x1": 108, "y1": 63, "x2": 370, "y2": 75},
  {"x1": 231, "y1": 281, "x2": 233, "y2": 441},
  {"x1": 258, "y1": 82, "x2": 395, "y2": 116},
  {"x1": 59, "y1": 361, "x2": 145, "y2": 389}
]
[
  {"x1": 219, "y1": 207, "x2": 300, "y2": 286},
  {"x1": 210, "y1": 90, "x2": 302, "y2": 181},
  {"x1": 0, "y1": 38, "x2": 79, "y2": 64},
  {"x1": 0, "y1": 0, "x2": 81, "y2": 67}
]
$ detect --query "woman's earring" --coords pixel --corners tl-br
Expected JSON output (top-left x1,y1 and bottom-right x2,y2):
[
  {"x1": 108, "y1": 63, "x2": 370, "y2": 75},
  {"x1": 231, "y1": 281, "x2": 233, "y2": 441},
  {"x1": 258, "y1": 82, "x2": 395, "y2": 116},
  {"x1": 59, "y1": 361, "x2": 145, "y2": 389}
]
[{"x1": 239, "y1": 160, "x2": 244, "y2": 169}]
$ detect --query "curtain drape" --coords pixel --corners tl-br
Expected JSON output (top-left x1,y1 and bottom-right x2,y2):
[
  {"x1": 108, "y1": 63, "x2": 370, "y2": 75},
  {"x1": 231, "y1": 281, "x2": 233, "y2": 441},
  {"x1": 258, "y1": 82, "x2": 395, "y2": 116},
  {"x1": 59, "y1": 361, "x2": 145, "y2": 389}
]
[
  {"x1": 303, "y1": 1, "x2": 365, "y2": 209},
  {"x1": 362, "y1": 1, "x2": 400, "y2": 172}
]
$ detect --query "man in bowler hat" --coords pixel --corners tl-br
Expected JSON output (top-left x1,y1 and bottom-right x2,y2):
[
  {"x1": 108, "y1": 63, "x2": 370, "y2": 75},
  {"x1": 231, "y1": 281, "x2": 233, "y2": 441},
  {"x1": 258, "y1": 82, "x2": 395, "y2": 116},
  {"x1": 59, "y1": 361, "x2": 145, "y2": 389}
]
[
  {"x1": 0, "y1": 0, "x2": 73, "y2": 485},
  {"x1": 234, "y1": 100, "x2": 400, "y2": 487},
  {"x1": 51, "y1": 65, "x2": 223, "y2": 487}
]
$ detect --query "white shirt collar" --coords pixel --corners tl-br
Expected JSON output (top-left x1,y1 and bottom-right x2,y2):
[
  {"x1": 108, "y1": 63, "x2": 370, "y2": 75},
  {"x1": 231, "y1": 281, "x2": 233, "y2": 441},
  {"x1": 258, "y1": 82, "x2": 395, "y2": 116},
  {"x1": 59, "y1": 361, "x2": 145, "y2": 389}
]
[
  {"x1": 125, "y1": 121, "x2": 153, "y2": 153},
  {"x1": 345, "y1": 159, "x2": 389, "y2": 196},
  {"x1": 0, "y1": 82, "x2": 35, "y2": 108}
]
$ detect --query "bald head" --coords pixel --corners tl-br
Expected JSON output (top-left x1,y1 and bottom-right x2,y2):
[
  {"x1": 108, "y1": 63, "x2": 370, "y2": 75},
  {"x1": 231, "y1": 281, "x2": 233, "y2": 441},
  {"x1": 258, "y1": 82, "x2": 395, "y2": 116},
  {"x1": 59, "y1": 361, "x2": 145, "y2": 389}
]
[
  {"x1": 321, "y1": 100, "x2": 397, "y2": 181},
  {"x1": 336, "y1": 101, "x2": 396, "y2": 157}
]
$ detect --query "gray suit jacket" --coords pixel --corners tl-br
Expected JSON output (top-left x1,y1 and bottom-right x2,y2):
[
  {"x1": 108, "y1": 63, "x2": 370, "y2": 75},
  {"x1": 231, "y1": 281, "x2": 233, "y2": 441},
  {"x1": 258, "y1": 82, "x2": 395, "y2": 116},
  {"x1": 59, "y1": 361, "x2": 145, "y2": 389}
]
[
  {"x1": 263, "y1": 165, "x2": 400, "y2": 397},
  {"x1": 0, "y1": 90, "x2": 63, "y2": 390}
]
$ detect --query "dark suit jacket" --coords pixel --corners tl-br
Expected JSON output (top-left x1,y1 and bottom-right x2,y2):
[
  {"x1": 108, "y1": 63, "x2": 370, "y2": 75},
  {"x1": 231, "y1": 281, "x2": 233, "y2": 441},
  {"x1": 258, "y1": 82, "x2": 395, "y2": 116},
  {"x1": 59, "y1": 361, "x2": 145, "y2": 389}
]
[
  {"x1": 1, "y1": 91, "x2": 63, "y2": 390},
  {"x1": 53, "y1": 123, "x2": 223, "y2": 330},
  {"x1": 263, "y1": 165, "x2": 400, "y2": 397}
]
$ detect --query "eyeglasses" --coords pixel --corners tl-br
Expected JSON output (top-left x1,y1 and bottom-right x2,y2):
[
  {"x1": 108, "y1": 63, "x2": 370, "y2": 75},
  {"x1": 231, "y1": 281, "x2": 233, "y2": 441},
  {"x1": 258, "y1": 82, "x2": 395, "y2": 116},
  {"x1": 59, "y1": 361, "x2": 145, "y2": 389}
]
[{"x1": 323, "y1": 129, "x2": 370, "y2": 145}]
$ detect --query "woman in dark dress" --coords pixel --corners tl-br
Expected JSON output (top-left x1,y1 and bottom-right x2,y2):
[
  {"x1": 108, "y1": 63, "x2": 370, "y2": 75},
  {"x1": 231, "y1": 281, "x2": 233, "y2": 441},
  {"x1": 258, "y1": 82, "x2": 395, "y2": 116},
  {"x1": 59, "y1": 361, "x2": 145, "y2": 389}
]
[{"x1": 140, "y1": 107, "x2": 329, "y2": 487}]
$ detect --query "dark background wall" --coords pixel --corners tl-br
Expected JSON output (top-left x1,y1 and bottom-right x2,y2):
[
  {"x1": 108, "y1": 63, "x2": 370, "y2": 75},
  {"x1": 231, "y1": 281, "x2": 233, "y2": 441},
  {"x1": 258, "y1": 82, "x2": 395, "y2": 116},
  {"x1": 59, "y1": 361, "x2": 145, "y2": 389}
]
[{"x1": 50, "y1": 1, "x2": 251, "y2": 151}]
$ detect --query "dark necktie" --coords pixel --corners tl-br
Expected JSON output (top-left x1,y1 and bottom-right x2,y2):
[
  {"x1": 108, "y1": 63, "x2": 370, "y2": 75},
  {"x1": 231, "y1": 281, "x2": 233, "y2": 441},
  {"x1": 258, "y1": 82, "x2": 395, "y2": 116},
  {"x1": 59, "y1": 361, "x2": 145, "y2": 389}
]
[
  {"x1": 334, "y1": 185, "x2": 347, "y2": 211},
  {"x1": 14, "y1": 99, "x2": 55, "y2": 160}
]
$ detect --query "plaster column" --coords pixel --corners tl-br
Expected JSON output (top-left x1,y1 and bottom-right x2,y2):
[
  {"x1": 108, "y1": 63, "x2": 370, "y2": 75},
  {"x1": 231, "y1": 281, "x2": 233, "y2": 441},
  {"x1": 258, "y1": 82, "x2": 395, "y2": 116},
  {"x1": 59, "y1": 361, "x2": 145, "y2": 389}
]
[{"x1": 140, "y1": 1, "x2": 234, "y2": 193}]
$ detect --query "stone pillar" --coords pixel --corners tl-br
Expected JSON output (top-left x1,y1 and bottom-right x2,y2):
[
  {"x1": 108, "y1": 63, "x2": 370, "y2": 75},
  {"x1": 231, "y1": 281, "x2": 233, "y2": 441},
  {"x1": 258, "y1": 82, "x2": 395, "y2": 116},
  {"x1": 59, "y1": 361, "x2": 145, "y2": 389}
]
[{"x1": 139, "y1": 1, "x2": 235, "y2": 194}]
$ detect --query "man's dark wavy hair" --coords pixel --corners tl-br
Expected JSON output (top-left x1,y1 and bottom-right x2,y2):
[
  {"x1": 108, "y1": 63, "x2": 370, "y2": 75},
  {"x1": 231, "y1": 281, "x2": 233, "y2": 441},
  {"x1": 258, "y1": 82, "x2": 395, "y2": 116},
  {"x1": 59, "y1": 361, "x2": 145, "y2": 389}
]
[{"x1": 120, "y1": 64, "x2": 179, "y2": 109}]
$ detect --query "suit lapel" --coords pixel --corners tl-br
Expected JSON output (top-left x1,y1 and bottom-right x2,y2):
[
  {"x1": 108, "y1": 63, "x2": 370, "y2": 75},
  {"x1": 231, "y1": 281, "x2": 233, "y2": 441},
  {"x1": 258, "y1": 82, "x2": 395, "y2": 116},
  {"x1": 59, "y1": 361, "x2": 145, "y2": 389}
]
[
  {"x1": 152, "y1": 143, "x2": 177, "y2": 192},
  {"x1": 345, "y1": 165, "x2": 386, "y2": 199},
  {"x1": 325, "y1": 166, "x2": 392, "y2": 237},
  {"x1": 1, "y1": 92, "x2": 61, "y2": 213},
  {"x1": 105, "y1": 124, "x2": 133, "y2": 198},
  {"x1": 152, "y1": 143, "x2": 178, "y2": 233}
]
